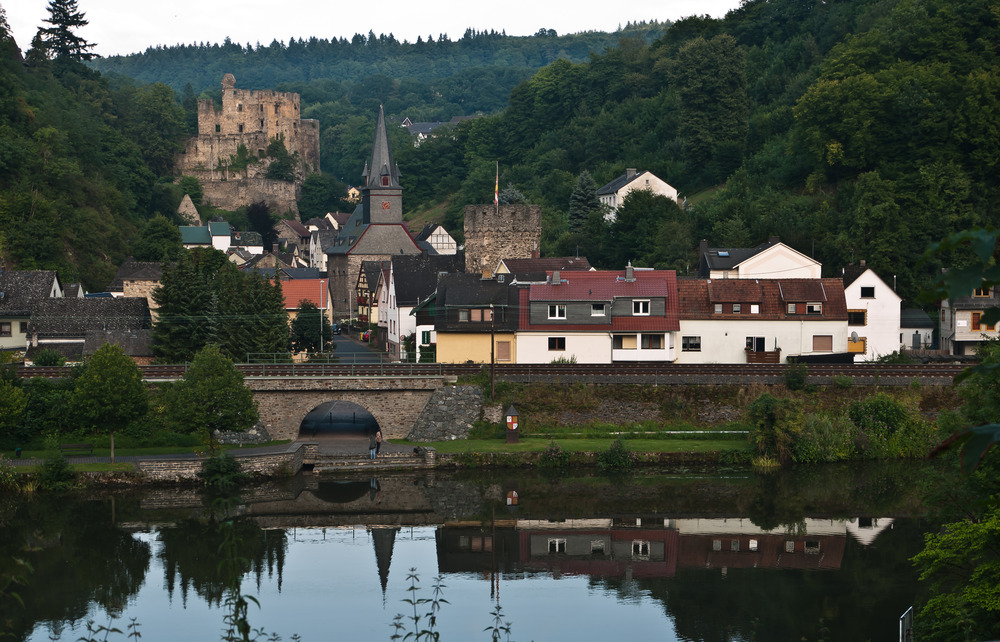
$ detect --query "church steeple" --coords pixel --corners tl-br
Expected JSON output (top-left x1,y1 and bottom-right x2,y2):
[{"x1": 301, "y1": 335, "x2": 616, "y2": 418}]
[{"x1": 361, "y1": 104, "x2": 403, "y2": 224}]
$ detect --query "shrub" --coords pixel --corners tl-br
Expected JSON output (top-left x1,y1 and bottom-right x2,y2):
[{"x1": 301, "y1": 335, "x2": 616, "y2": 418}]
[
  {"x1": 39, "y1": 456, "x2": 74, "y2": 491},
  {"x1": 197, "y1": 454, "x2": 249, "y2": 493},
  {"x1": 784, "y1": 362, "x2": 808, "y2": 391},
  {"x1": 832, "y1": 375, "x2": 854, "y2": 389},
  {"x1": 0, "y1": 456, "x2": 18, "y2": 491},
  {"x1": 747, "y1": 393, "x2": 803, "y2": 463},
  {"x1": 32, "y1": 349, "x2": 66, "y2": 367},
  {"x1": 849, "y1": 393, "x2": 909, "y2": 436},
  {"x1": 538, "y1": 441, "x2": 570, "y2": 470},
  {"x1": 597, "y1": 439, "x2": 634, "y2": 473},
  {"x1": 792, "y1": 414, "x2": 854, "y2": 463}
]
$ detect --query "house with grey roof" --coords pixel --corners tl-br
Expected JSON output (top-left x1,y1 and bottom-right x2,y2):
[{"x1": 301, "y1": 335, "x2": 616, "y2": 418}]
[
  {"x1": 494, "y1": 256, "x2": 593, "y2": 284},
  {"x1": 26, "y1": 297, "x2": 152, "y2": 363},
  {"x1": 325, "y1": 105, "x2": 422, "y2": 319},
  {"x1": 940, "y1": 283, "x2": 1000, "y2": 356},
  {"x1": 697, "y1": 237, "x2": 821, "y2": 280},
  {"x1": 433, "y1": 273, "x2": 520, "y2": 364},
  {"x1": 414, "y1": 224, "x2": 458, "y2": 256},
  {"x1": 901, "y1": 308, "x2": 934, "y2": 351},
  {"x1": 0, "y1": 269, "x2": 63, "y2": 352},
  {"x1": 597, "y1": 169, "x2": 678, "y2": 220},
  {"x1": 385, "y1": 253, "x2": 465, "y2": 360},
  {"x1": 842, "y1": 262, "x2": 902, "y2": 361}
]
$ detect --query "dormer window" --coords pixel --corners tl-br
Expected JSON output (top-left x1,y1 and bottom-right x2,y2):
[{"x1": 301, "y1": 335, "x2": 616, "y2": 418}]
[
  {"x1": 382, "y1": 175, "x2": 390, "y2": 186},
  {"x1": 975, "y1": 287, "x2": 991, "y2": 297},
  {"x1": 633, "y1": 300, "x2": 650, "y2": 316},
  {"x1": 732, "y1": 303, "x2": 741, "y2": 314},
  {"x1": 548, "y1": 304, "x2": 566, "y2": 319},
  {"x1": 806, "y1": 302, "x2": 822, "y2": 315}
]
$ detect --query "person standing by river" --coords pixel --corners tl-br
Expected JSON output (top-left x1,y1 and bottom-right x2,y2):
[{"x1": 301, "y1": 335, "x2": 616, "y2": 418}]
[
  {"x1": 375, "y1": 428, "x2": 383, "y2": 457},
  {"x1": 368, "y1": 431, "x2": 377, "y2": 460}
]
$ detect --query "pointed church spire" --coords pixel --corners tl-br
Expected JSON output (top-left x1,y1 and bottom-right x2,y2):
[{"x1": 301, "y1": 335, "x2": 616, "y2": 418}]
[{"x1": 364, "y1": 104, "x2": 401, "y2": 189}]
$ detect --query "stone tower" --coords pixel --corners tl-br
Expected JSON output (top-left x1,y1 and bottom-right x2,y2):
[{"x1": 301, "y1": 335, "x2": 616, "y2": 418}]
[
  {"x1": 361, "y1": 105, "x2": 403, "y2": 224},
  {"x1": 463, "y1": 204, "x2": 542, "y2": 274}
]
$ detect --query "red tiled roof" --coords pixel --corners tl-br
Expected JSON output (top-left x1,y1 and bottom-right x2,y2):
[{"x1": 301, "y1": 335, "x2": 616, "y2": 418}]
[
  {"x1": 707, "y1": 279, "x2": 763, "y2": 303},
  {"x1": 279, "y1": 278, "x2": 328, "y2": 310},
  {"x1": 678, "y1": 278, "x2": 847, "y2": 320}
]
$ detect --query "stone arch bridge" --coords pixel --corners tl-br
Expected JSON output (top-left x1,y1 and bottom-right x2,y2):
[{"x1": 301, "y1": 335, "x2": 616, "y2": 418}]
[{"x1": 246, "y1": 375, "x2": 480, "y2": 441}]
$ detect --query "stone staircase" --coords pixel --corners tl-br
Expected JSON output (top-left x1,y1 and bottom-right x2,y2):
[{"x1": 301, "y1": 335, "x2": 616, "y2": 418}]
[{"x1": 310, "y1": 449, "x2": 435, "y2": 473}]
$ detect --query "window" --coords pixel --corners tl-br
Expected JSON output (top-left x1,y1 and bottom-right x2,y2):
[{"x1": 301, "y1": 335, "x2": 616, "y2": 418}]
[
  {"x1": 632, "y1": 540, "x2": 650, "y2": 559},
  {"x1": 732, "y1": 303, "x2": 742, "y2": 314},
  {"x1": 633, "y1": 300, "x2": 650, "y2": 316},
  {"x1": 274, "y1": 104, "x2": 279, "y2": 114},
  {"x1": 591, "y1": 540, "x2": 606, "y2": 555},
  {"x1": 973, "y1": 312, "x2": 982, "y2": 330},
  {"x1": 813, "y1": 335, "x2": 833, "y2": 351},
  {"x1": 730, "y1": 540, "x2": 740, "y2": 552},
  {"x1": 458, "y1": 309, "x2": 469, "y2": 322},
  {"x1": 381, "y1": 175, "x2": 389, "y2": 186},
  {"x1": 749, "y1": 539, "x2": 759, "y2": 552},
  {"x1": 613, "y1": 335, "x2": 637, "y2": 350},
  {"x1": 215, "y1": 124, "x2": 221, "y2": 133},
  {"x1": 785, "y1": 541, "x2": 796, "y2": 553},
  {"x1": 19, "y1": 322, "x2": 27, "y2": 333},
  {"x1": 641, "y1": 334, "x2": 663, "y2": 349},
  {"x1": 547, "y1": 304, "x2": 566, "y2": 319},
  {"x1": 750, "y1": 304, "x2": 760, "y2": 314},
  {"x1": 548, "y1": 337, "x2": 566, "y2": 351},
  {"x1": 787, "y1": 303, "x2": 797, "y2": 314},
  {"x1": 591, "y1": 303, "x2": 606, "y2": 316},
  {"x1": 805, "y1": 541, "x2": 821, "y2": 554},
  {"x1": 497, "y1": 341, "x2": 511, "y2": 362},
  {"x1": 237, "y1": 103, "x2": 243, "y2": 112},
  {"x1": 975, "y1": 287, "x2": 991, "y2": 297},
  {"x1": 712, "y1": 539, "x2": 722, "y2": 552},
  {"x1": 421, "y1": 331, "x2": 431, "y2": 345},
  {"x1": 548, "y1": 538, "x2": 566, "y2": 554},
  {"x1": 497, "y1": 274, "x2": 505, "y2": 283},
  {"x1": 470, "y1": 309, "x2": 482, "y2": 322},
  {"x1": 0, "y1": 323, "x2": 9, "y2": 337},
  {"x1": 806, "y1": 302, "x2": 822, "y2": 315},
  {"x1": 860, "y1": 286, "x2": 875, "y2": 298},
  {"x1": 682, "y1": 336, "x2": 701, "y2": 352},
  {"x1": 848, "y1": 310, "x2": 867, "y2": 325},
  {"x1": 237, "y1": 123, "x2": 244, "y2": 133},
  {"x1": 714, "y1": 303, "x2": 723, "y2": 314},
  {"x1": 746, "y1": 336, "x2": 765, "y2": 352}
]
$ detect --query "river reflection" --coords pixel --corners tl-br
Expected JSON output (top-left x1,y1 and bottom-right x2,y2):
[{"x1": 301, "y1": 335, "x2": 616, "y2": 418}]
[{"x1": 1, "y1": 463, "x2": 930, "y2": 641}]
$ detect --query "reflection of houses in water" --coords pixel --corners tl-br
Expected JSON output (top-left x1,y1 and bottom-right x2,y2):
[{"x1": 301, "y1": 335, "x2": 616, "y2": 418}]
[{"x1": 436, "y1": 516, "x2": 895, "y2": 580}]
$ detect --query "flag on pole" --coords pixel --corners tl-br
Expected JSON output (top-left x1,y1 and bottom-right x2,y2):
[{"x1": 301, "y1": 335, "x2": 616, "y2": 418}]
[{"x1": 494, "y1": 161, "x2": 499, "y2": 208}]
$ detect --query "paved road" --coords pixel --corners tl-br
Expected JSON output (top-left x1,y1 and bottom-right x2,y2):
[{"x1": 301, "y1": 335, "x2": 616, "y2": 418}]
[{"x1": 332, "y1": 332, "x2": 384, "y2": 363}]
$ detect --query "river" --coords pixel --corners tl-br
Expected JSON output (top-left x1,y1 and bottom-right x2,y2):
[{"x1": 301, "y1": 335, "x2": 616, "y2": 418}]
[{"x1": 0, "y1": 462, "x2": 931, "y2": 641}]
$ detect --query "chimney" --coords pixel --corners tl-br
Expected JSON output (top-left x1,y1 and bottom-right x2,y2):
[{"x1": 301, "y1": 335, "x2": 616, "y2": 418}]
[
  {"x1": 859, "y1": 259, "x2": 866, "y2": 267},
  {"x1": 626, "y1": 168, "x2": 637, "y2": 180},
  {"x1": 625, "y1": 262, "x2": 634, "y2": 281},
  {"x1": 551, "y1": 270, "x2": 560, "y2": 284},
  {"x1": 531, "y1": 249, "x2": 540, "y2": 259},
  {"x1": 272, "y1": 243, "x2": 280, "y2": 253}
]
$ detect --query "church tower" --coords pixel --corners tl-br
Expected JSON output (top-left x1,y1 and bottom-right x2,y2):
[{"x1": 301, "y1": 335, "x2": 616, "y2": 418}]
[{"x1": 361, "y1": 105, "x2": 403, "y2": 224}]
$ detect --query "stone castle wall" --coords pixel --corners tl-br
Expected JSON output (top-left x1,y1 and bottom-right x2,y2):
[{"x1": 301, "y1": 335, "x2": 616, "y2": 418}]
[
  {"x1": 176, "y1": 74, "x2": 319, "y2": 215},
  {"x1": 199, "y1": 177, "x2": 300, "y2": 217},
  {"x1": 463, "y1": 204, "x2": 542, "y2": 273}
]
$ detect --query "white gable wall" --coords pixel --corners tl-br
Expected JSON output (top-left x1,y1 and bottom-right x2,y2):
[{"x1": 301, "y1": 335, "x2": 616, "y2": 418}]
[
  {"x1": 715, "y1": 244, "x2": 821, "y2": 279},
  {"x1": 843, "y1": 268, "x2": 901, "y2": 361}
]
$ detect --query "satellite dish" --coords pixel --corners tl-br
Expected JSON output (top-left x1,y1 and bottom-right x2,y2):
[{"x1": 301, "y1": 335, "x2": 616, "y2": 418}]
[{"x1": 851, "y1": 331, "x2": 859, "y2": 342}]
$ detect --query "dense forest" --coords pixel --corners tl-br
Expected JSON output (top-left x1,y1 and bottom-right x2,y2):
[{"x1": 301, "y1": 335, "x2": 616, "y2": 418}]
[{"x1": 1, "y1": 0, "x2": 997, "y2": 308}]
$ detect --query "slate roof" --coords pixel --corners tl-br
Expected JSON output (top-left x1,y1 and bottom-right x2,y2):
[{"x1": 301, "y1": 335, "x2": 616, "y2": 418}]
[
  {"x1": 279, "y1": 219, "x2": 310, "y2": 239},
  {"x1": 901, "y1": 308, "x2": 934, "y2": 329},
  {"x1": 314, "y1": 229, "x2": 339, "y2": 253},
  {"x1": 362, "y1": 105, "x2": 402, "y2": 190},
  {"x1": 597, "y1": 170, "x2": 650, "y2": 196},
  {"x1": 498, "y1": 257, "x2": 592, "y2": 282},
  {"x1": 231, "y1": 230, "x2": 263, "y2": 247},
  {"x1": 359, "y1": 260, "x2": 389, "y2": 292},
  {"x1": 392, "y1": 254, "x2": 465, "y2": 306},
  {"x1": 842, "y1": 265, "x2": 868, "y2": 287},
  {"x1": 29, "y1": 297, "x2": 152, "y2": 338},
  {"x1": 414, "y1": 224, "x2": 440, "y2": 242},
  {"x1": 326, "y1": 222, "x2": 421, "y2": 256},
  {"x1": 83, "y1": 329, "x2": 153, "y2": 358},
  {"x1": 107, "y1": 261, "x2": 162, "y2": 293},
  {"x1": 305, "y1": 217, "x2": 333, "y2": 231},
  {"x1": 435, "y1": 273, "x2": 520, "y2": 332},
  {"x1": 697, "y1": 238, "x2": 784, "y2": 276},
  {"x1": 0, "y1": 270, "x2": 61, "y2": 316},
  {"x1": 678, "y1": 278, "x2": 847, "y2": 320},
  {"x1": 946, "y1": 288, "x2": 1000, "y2": 310}
]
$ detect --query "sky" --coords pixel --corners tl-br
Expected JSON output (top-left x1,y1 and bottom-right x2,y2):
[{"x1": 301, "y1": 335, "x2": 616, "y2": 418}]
[{"x1": 5, "y1": 0, "x2": 743, "y2": 57}]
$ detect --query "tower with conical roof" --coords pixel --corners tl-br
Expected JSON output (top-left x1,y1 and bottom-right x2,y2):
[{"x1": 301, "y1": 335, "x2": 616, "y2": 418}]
[{"x1": 362, "y1": 104, "x2": 403, "y2": 224}]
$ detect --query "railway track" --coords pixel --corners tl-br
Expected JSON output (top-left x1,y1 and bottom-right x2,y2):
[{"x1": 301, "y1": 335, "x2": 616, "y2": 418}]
[{"x1": 16, "y1": 362, "x2": 969, "y2": 381}]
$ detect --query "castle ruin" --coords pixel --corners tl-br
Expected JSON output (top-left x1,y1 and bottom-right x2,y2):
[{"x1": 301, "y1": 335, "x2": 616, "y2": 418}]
[
  {"x1": 175, "y1": 74, "x2": 320, "y2": 216},
  {"x1": 463, "y1": 204, "x2": 542, "y2": 274}
]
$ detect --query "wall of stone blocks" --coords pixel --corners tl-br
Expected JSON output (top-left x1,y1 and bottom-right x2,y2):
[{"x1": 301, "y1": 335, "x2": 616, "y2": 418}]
[
  {"x1": 199, "y1": 177, "x2": 300, "y2": 217},
  {"x1": 463, "y1": 204, "x2": 542, "y2": 274},
  {"x1": 135, "y1": 447, "x2": 304, "y2": 482}
]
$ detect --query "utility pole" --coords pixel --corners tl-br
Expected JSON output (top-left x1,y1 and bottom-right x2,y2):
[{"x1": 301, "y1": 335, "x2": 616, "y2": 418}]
[{"x1": 490, "y1": 303, "x2": 495, "y2": 401}]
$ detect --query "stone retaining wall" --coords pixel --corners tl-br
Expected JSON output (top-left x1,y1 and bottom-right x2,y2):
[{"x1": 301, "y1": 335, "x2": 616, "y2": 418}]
[
  {"x1": 136, "y1": 446, "x2": 305, "y2": 482},
  {"x1": 407, "y1": 385, "x2": 484, "y2": 441}
]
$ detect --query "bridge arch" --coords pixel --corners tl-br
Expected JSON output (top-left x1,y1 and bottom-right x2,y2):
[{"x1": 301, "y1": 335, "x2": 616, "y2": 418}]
[{"x1": 298, "y1": 400, "x2": 378, "y2": 440}]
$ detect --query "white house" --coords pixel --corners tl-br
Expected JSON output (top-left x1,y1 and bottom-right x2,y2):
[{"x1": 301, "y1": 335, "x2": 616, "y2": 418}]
[
  {"x1": 597, "y1": 169, "x2": 678, "y2": 221},
  {"x1": 698, "y1": 237, "x2": 821, "y2": 280},
  {"x1": 516, "y1": 266, "x2": 679, "y2": 364},
  {"x1": 842, "y1": 263, "x2": 902, "y2": 361},
  {"x1": 675, "y1": 278, "x2": 849, "y2": 364}
]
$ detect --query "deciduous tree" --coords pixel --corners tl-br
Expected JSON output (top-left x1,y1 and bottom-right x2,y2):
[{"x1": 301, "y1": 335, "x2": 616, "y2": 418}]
[
  {"x1": 71, "y1": 343, "x2": 147, "y2": 462},
  {"x1": 289, "y1": 300, "x2": 333, "y2": 356}
]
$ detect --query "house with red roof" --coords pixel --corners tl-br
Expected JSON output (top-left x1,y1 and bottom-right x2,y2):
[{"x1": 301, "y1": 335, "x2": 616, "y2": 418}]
[
  {"x1": 675, "y1": 277, "x2": 848, "y2": 364},
  {"x1": 518, "y1": 265, "x2": 680, "y2": 364},
  {"x1": 277, "y1": 278, "x2": 332, "y2": 341}
]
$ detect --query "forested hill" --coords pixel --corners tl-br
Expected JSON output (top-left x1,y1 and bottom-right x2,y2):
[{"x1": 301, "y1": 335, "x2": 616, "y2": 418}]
[{"x1": 395, "y1": 0, "x2": 999, "y2": 305}]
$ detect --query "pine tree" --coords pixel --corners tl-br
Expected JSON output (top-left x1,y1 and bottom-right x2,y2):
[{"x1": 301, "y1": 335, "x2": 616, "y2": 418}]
[
  {"x1": 40, "y1": 0, "x2": 98, "y2": 61},
  {"x1": 568, "y1": 171, "x2": 602, "y2": 234}
]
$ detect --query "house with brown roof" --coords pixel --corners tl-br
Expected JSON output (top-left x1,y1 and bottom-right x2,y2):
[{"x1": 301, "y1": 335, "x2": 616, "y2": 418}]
[
  {"x1": 494, "y1": 256, "x2": 592, "y2": 284},
  {"x1": 675, "y1": 277, "x2": 848, "y2": 364},
  {"x1": 517, "y1": 265, "x2": 679, "y2": 364},
  {"x1": 274, "y1": 218, "x2": 311, "y2": 252}
]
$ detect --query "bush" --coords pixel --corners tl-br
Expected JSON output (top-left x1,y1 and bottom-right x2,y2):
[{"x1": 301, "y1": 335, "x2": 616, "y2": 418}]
[
  {"x1": 747, "y1": 393, "x2": 803, "y2": 463},
  {"x1": 792, "y1": 414, "x2": 854, "y2": 463},
  {"x1": 597, "y1": 439, "x2": 634, "y2": 473},
  {"x1": 832, "y1": 375, "x2": 854, "y2": 389},
  {"x1": 784, "y1": 361, "x2": 808, "y2": 391},
  {"x1": 197, "y1": 454, "x2": 248, "y2": 493},
  {"x1": 0, "y1": 456, "x2": 18, "y2": 491},
  {"x1": 32, "y1": 349, "x2": 66, "y2": 367},
  {"x1": 848, "y1": 393, "x2": 936, "y2": 459},
  {"x1": 538, "y1": 441, "x2": 570, "y2": 470},
  {"x1": 39, "y1": 456, "x2": 75, "y2": 491}
]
